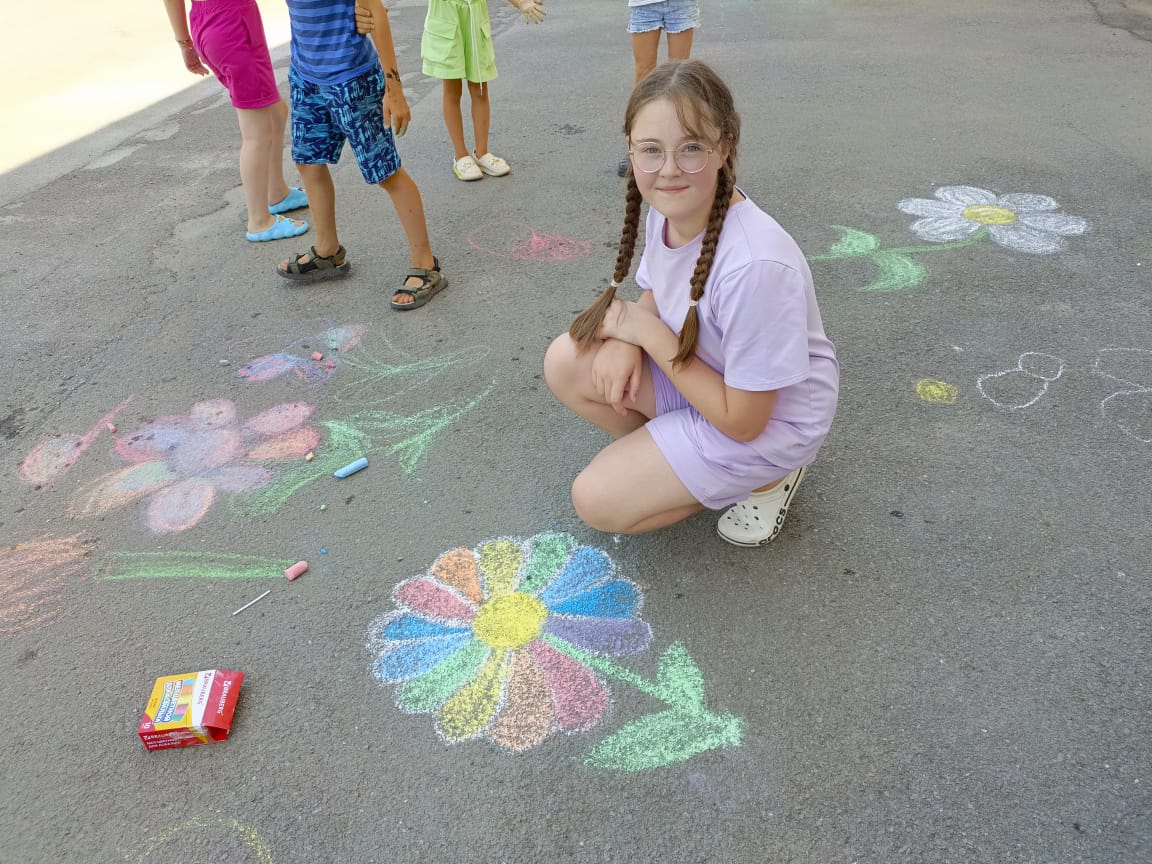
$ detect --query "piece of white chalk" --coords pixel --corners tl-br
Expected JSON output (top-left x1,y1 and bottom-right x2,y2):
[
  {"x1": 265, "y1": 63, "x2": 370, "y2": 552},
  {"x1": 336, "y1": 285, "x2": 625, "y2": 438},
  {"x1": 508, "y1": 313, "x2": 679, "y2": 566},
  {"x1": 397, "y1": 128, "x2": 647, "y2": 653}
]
[
  {"x1": 284, "y1": 560, "x2": 308, "y2": 581},
  {"x1": 333, "y1": 457, "x2": 369, "y2": 478},
  {"x1": 305, "y1": 451, "x2": 315, "y2": 462},
  {"x1": 231, "y1": 589, "x2": 271, "y2": 616}
]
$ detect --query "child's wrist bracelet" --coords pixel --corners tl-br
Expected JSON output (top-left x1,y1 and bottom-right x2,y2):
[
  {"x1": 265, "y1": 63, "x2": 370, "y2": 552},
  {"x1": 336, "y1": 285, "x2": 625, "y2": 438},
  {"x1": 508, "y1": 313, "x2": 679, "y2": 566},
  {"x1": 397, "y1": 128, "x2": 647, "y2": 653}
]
[{"x1": 176, "y1": 38, "x2": 194, "y2": 47}]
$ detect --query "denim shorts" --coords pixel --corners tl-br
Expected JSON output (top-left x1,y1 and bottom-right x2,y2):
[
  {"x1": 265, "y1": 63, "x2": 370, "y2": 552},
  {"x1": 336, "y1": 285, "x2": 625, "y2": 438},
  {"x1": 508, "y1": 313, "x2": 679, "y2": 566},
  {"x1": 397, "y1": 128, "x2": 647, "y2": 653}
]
[
  {"x1": 289, "y1": 66, "x2": 401, "y2": 185},
  {"x1": 627, "y1": 0, "x2": 701, "y2": 35}
]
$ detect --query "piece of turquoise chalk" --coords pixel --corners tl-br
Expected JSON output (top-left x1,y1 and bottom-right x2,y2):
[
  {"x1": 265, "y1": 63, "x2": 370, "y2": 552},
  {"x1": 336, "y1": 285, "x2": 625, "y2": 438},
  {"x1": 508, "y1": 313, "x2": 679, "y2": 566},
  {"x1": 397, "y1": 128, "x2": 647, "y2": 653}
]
[{"x1": 333, "y1": 457, "x2": 369, "y2": 478}]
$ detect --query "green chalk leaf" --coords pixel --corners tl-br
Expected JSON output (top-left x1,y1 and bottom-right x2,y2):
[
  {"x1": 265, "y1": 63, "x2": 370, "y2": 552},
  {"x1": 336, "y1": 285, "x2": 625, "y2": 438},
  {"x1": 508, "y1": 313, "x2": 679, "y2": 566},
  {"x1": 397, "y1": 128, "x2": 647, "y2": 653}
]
[
  {"x1": 655, "y1": 642, "x2": 705, "y2": 712},
  {"x1": 865, "y1": 251, "x2": 927, "y2": 291},
  {"x1": 584, "y1": 709, "x2": 745, "y2": 772},
  {"x1": 826, "y1": 226, "x2": 881, "y2": 258}
]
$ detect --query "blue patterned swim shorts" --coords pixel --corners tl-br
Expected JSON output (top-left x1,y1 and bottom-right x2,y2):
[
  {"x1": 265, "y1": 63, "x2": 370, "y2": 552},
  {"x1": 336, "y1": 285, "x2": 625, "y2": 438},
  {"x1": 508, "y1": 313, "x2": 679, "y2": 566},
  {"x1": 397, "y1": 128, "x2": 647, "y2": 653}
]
[{"x1": 289, "y1": 66, "x2": 401, "y2": 185}]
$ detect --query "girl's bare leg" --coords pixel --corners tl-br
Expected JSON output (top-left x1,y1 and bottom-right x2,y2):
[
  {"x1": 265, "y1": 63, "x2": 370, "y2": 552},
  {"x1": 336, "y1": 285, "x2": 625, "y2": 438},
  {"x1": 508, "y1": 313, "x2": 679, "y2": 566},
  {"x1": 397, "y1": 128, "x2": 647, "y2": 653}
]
[
  {"x1": 631, "y1": 29, "x2": 662, "y2": 84},
  {"x1": 265, "y1": 99, "x2": 292, "y2": 205},
  {"x1": 544, "y1": 334, "x2": 656, "y2": 438},
  {"x1": 468, "y1": 80, "x2": 491, "y2": 157},
  {"x1": 442, "y1": 79, "x2": 469, "y2": 159},
  {"x1": 237, "y1": 106, "x2": 280, "y2": 233},
  {"x1": 666, "y1": 28, "x2": 694, "y2": 61},
  {"x1": 573, "y1": 429, "x2": 704, "y2": 534}
]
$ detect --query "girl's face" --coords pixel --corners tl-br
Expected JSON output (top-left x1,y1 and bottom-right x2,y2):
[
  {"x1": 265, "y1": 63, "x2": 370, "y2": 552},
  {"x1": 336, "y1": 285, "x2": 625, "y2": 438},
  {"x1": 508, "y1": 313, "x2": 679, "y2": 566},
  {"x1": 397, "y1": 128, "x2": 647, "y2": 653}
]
[{"x1": 627, "y1": 98, "x2": 726, "y2": 243}]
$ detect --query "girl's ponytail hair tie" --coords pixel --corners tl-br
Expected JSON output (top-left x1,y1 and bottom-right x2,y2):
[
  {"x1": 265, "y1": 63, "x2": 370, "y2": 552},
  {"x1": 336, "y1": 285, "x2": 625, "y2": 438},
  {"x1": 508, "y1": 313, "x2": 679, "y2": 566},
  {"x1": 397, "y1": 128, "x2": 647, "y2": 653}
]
[
  {"x1": 609, "y1": 280, "x2": 622, "y2": 288},
  {"x1": 687, "y1": 299, "x2": 699, "y2": 308}
]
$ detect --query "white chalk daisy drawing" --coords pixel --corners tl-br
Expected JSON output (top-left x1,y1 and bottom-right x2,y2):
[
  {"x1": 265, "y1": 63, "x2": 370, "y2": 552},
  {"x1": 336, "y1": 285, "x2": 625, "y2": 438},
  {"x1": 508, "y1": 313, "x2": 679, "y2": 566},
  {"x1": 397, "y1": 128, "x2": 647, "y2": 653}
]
[{"x1": 897, "y1": 186, "x2": 1088, "y2": 254}]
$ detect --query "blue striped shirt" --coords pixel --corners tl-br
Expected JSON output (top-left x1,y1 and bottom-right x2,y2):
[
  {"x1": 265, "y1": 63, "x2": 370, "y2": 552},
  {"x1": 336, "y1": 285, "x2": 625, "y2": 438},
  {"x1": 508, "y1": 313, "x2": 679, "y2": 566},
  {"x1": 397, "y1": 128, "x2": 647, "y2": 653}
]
[{"x1": 286, "y1": 0, "x2": 379, "y2": 85}]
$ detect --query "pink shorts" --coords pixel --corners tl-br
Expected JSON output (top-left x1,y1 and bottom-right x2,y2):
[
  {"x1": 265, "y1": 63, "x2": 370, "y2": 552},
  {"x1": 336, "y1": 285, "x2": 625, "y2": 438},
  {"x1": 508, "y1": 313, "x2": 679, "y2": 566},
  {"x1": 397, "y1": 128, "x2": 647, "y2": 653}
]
[{"x1": 190, "y1": 0, "x2": 280, "y2": 110}]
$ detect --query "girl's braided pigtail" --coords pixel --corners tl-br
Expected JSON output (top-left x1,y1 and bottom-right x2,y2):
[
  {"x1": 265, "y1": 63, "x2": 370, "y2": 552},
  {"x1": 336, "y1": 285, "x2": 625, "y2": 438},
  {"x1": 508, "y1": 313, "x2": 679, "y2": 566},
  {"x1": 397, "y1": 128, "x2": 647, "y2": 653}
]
[
  {"x1": 569, "y1": 174, "x2": 644, "y2": 348},
  {"x1": 671, "y1": 164, "x2": 735, "y2": 366}
]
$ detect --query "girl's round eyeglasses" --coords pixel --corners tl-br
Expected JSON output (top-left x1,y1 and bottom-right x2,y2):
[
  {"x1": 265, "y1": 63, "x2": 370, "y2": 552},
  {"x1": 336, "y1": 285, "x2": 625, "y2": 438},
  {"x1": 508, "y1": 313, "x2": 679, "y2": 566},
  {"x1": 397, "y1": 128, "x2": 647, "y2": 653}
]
[{"x1": 628, "y1": 142, "x2": 715, "y2": 174}]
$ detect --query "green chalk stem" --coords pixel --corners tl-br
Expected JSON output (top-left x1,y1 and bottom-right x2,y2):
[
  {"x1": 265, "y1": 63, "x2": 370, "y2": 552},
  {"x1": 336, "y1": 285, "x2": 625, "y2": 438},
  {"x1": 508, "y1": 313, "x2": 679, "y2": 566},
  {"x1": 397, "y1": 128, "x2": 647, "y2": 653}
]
[{"x1": 100, "y1": 551, "x2": 294, "y2": 581}]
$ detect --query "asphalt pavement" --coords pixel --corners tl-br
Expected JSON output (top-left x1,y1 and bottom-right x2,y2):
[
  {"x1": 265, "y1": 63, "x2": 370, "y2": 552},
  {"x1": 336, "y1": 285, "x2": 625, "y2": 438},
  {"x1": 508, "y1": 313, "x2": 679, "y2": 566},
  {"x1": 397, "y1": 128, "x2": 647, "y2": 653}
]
[{"x1": 1, "y1": 1, "x2": 1150, "y2": 862}]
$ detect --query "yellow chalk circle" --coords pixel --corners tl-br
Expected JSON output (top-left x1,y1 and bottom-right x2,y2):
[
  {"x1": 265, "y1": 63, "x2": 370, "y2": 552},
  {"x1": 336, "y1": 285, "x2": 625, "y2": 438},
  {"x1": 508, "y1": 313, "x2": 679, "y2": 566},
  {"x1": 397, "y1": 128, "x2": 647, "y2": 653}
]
[{"x1": 916, "y1": 379, "x2": 958, "y2": 404}]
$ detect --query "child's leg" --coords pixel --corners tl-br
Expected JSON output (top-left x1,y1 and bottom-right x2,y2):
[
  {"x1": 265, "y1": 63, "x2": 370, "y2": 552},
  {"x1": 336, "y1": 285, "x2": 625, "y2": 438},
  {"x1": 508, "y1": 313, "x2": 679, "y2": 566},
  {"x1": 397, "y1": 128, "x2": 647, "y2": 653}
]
[
  {"x1": 544, "y1": 333, "x2": 656, "y2": 439},
  {"x1": 378, "y1": 167, "x2": 437, "y2": 302},
  {"x1": 631, "y1": 29, "x2": 662, "y2": 84},
  {"x1": 666, "y1": 27, "x2": 694, "y2": 61},
  {"x1": 573, "y1": 430, "x2": 704, "y2": 534},
  {"x1": 265, "y1": 99, "x2": 293, "y2": 205},
  {"x1": 467, "y1": 81, "x2": 490, "y2": 158},
  {"x1": 441, "y1": 79, "x2": 469, "y2": 159},
  {"x1": 278, "y1": 163, "x2": 339, "y2": 271},
  {"x1": 237, "y1": 106, "x2": 292, "y2": 234}
]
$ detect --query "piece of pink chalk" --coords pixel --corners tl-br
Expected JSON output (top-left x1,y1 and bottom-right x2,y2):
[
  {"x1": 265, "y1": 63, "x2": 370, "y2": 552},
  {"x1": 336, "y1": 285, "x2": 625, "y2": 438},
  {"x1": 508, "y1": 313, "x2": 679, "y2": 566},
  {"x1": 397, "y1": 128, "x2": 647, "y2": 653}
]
[
  {"x1": 311, "y1": 351, "x2": 324, "y2": 361},
  {"x1": 304, "y1": 451, "x2": 315, "y2": 462},
  {"x1": 106, "y1": 423, "x2": 117, "y2": 433},
  {"x1": 284, "y1": 560, "x2": 309, "y2": 581}
]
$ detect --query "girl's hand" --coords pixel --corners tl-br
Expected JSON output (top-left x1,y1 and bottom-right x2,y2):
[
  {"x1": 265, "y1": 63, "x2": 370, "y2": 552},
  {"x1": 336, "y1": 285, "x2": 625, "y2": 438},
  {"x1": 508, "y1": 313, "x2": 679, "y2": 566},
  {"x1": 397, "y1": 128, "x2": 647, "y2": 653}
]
[
  {"x1": 592, "y1": 340, "x2": 643, "y2": 416},
  {"x1": 181, "y1": 43, "x2": 209, "y2": 76},
  {"x1": 516, "y1": 0, "x2": 546, "y2": 24},
  {"x1": 597, "y1": 298, "x2": 653, "y2": 347},
  {"x1": 354, "y1": 3, "x2": 374, "y2": 34}
]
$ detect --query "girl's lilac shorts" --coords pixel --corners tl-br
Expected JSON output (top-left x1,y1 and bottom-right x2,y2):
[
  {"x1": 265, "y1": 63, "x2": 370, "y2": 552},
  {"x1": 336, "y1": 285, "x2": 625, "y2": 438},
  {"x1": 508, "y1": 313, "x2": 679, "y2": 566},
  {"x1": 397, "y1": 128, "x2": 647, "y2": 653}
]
[
  {"x1": 644, "y1": 357, "x2": 792, "y2": 511},
  {"x1": 190, "y1": 0, "x2": 280, "y2": 110}
]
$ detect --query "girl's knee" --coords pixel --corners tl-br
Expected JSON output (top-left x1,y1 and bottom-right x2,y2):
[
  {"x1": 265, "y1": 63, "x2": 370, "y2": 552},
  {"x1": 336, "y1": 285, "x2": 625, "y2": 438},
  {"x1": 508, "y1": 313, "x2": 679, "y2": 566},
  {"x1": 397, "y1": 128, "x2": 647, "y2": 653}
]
[
  {"x1": 571, "y1": 471, "x2": 625, "y2": 533},
  {"x1": 543, "y1": 333, "x2": 579, "y2": 391}
]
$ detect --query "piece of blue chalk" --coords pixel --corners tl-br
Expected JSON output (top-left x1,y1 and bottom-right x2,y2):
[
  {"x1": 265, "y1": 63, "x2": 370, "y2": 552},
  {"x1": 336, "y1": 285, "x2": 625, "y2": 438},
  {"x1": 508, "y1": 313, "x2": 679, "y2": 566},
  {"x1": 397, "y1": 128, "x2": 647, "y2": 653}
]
[{"x1": 333, "y1": 457, "x2": 369, "y2": 478}]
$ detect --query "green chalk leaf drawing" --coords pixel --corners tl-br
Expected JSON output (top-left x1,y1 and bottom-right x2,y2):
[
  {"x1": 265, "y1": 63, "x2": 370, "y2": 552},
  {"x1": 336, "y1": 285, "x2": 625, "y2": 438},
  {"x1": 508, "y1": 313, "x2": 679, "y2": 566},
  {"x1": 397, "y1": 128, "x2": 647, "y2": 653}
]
[
  {"x1": 547, "y1": 635, "x2": 743, "y2": 772},
  {"x1": 826, "y1": 225, "x2": 880, "y2": 258},
  {"x1": 866, "y1": 250, "x2": 928, "y2": 292},
  {"x1": 584, "y1": 708, "x2": 744, "y2": 773}
]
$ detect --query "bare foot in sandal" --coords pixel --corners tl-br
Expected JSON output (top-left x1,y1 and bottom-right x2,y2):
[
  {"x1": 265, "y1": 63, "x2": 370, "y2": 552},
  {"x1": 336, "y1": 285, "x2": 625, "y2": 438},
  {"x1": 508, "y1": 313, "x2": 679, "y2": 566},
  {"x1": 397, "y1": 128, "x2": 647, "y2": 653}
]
[
  {"x1": 391, "y1": 257, "x2": 447, "y2": 310},
  {"x1": 277, "y1": 245, "x2": 350, "y2": 282}
]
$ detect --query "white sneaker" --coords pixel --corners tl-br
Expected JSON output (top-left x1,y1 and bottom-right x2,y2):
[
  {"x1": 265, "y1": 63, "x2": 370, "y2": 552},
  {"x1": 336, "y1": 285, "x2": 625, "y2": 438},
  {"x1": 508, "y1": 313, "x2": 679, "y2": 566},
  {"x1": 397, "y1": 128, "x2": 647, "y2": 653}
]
[
  {"x1": 716, "y1": 466, "x2": 807, "y2": 547},
  {"x1": 473, "y1": 151, "x2": 511, "y2": 177},
  {"x1": 453, "y1": 154, "x2": 483, "y2": 181}
]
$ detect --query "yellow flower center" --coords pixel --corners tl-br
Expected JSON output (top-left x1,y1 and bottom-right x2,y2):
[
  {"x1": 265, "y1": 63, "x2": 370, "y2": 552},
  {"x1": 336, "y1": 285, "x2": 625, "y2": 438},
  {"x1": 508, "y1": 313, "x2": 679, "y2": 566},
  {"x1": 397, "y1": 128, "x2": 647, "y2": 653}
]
[
  {"x1": 472, "y1": 593, "x2": 548, "y2": 649},
  {"x1": 961, "y1": 205, "x2": 1016, "y2": 225}
]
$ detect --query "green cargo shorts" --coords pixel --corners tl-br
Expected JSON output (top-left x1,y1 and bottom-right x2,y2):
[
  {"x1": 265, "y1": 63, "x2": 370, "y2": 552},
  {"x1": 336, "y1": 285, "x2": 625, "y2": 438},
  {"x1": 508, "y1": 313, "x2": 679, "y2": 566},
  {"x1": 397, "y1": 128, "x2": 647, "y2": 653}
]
[{"x1": 422, "y1": 0, "x2": 498, "y2": 82}]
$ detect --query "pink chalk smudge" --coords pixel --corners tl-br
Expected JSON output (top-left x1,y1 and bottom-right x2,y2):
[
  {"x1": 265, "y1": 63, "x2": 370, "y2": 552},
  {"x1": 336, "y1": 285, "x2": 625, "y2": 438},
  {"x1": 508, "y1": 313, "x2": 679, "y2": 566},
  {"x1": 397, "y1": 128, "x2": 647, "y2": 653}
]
[
  {"x1": 467, "y1": 223, "x2": 592, "y2": 263},
  {"x1": 21, "y1": 397, "x2": 134, "y2": 486}
]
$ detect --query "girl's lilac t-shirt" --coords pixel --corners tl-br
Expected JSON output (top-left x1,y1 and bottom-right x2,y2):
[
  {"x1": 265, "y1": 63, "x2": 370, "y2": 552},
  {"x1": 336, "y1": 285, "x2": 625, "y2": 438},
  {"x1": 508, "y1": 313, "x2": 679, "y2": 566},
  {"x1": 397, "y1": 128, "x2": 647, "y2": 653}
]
[{"x1": 635, "y1": 195, "x2": 839, "y2": 466}]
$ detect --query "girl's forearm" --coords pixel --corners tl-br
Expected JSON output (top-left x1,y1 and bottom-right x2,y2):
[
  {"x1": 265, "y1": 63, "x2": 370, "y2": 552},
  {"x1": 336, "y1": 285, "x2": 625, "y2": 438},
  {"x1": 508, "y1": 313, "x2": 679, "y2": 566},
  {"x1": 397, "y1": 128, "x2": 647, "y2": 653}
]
[
  {"x1": 162, "y1": 0, "x2": 192, "y2": 42},
  {"x1": 639, "y1": 319, "x2": 739, "y2": 433}
]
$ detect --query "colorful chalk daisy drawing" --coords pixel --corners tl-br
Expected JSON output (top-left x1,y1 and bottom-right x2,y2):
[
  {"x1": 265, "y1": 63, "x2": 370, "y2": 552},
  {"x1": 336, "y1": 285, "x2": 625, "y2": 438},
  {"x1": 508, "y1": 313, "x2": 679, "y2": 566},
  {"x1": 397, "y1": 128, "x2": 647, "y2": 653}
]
[
  {"x1": 368, "y1": 532, "x2": 743, "y2": 772},
  {"x1": 72, "y1": 399, "x2": 320, "y2": 534},
  {"x1": 810, "y1": 185, "x2": 1089, "y2": 291}
]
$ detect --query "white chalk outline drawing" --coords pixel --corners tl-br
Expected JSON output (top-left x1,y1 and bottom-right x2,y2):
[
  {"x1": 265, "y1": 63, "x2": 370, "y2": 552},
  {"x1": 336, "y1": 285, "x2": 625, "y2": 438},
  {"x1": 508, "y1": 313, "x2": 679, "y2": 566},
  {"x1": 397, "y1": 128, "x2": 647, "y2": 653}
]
[
  {"x1": 1092, "y1": 348, "x2": 1152, "y2": 443},
  {"x1": 977, "y1": 347, "x2": 1152, "y2": 445},
  {"x1": 976, "y1": 352, "x2": 1067, "y2": 411}
]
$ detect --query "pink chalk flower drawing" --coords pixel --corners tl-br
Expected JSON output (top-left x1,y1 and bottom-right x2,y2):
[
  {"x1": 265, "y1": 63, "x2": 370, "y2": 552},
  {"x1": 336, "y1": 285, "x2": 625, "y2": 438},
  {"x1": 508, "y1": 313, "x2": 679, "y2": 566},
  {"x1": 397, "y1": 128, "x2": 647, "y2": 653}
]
[
  {"x1": 73, "y1": 400, "x2": 319, "y2": 534},
  {"x1": 897, "y1": 186, "x2": 1089, "y2": 254},
  {"x1": 368, "y1": 532, "x2": 743, "y2": 771}
]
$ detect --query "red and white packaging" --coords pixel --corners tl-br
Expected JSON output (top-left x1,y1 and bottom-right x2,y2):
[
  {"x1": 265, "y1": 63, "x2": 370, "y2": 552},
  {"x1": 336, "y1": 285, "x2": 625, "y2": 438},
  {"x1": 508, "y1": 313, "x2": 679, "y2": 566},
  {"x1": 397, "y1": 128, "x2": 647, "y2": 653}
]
[{"x1": 137, "y1": 669, "x2": 244, "y2": 751}]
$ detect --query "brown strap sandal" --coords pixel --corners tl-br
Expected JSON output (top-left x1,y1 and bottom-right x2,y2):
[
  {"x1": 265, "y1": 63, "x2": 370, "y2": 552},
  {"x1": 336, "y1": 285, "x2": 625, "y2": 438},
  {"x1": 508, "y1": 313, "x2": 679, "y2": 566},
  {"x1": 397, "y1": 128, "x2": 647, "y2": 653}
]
[
  {"x1": 277, "y1": 245, "x2": 351, "y2": 282},
  {"x1": 391, "y1": 257, "x2": 447, "y2": 310}
]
